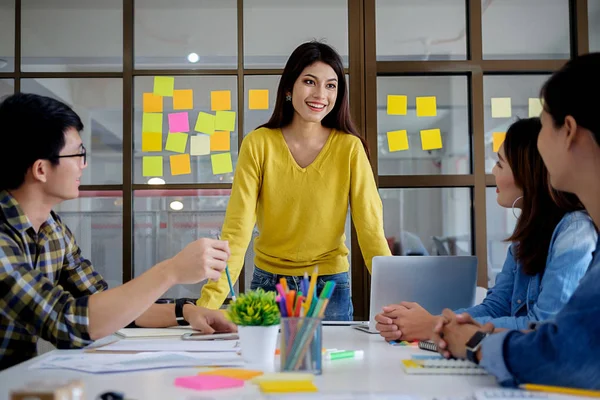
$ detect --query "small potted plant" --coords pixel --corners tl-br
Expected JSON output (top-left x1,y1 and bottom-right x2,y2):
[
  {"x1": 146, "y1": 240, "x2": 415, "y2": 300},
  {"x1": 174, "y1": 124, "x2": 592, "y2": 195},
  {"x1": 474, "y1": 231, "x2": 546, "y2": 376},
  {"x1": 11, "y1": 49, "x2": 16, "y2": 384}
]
[{"x1": 226, "y1": 288, "x2": 281, "y2": 365}]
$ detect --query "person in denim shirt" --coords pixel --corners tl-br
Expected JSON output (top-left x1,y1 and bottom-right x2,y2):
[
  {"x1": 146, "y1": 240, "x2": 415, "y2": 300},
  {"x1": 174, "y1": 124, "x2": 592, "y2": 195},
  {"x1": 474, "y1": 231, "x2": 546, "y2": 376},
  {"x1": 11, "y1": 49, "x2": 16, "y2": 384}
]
[
  {"x1": 375, "y1": 118, "x2": 596, "y2": 342},
  {"x1": 432, "y1": 52, "x2": 600, "y2": 389}
]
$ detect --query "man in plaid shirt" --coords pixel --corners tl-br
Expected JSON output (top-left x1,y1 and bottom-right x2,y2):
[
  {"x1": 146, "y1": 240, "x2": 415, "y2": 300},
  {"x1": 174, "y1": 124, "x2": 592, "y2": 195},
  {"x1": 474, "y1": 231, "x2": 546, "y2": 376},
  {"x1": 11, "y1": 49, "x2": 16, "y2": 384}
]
[{"x1": 0, "y1": 93, "x2": 236, "y2": 370}]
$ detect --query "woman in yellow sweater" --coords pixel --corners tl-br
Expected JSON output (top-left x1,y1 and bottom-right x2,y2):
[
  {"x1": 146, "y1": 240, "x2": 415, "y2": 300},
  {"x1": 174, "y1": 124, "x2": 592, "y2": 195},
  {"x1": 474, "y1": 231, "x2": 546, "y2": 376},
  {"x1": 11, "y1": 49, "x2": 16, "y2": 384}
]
[{"x1": 197, "y1": 41, "x2": 391, "y2": 320}]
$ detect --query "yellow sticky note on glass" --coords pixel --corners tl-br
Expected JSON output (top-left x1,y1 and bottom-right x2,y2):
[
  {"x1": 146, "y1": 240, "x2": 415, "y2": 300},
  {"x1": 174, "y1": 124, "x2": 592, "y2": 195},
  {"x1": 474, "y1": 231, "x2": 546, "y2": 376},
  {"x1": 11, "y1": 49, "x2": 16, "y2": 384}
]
[
  {"x1": 173, "y1": 89, "x2": 193, "y2": 110},
  {"x1": 491, "y1": 97, "x2": 512, "y2": 118},
  {"x1": 143, "y1": 93, "x2": 163, "y2": 113},
  {"x1": 142, "y1": 113, "x2": 163, "y2": 134},
  {"x1": 249, "y1": 90, "x2": 269, "y2": 110},
  {"x1": 387, "y1": 130, "x2": 409, "y2": 152},
  {"x1": 165, "y1": 132, "x2": 188, "y2": 153},
  {"x1": 190, "y1": 134, "x2": 211, "y2": 156},
  {"x1": 215, "y1": 111, "x2": 236, "y2": 132},
  {"x1": 387, "y1": 95, "x2": 407, "y2": 115},
  {"x1": 170, "y1": 154, "x2": 191, "y2": 176},
  {"x1": 211, "y1": 90, "x2": 231, "y2": 111},
  {"x1": 153, "y1": 76, "x2": 174, "y2": 97},
  {"x1": 211, "y1": 152, "x2": 233, "y2": 175},
  {"x1": 211, "y1": 131, "x2": 230, "y2": 152},
  {"x1": 420, "y1": 129, "x2": 443, "y2": 150},
  {"x1": 493, "y1": 132, "x2": 506, "y2": 153},
  {"x1": 195, "y1": 112, "x2": 215, "y2": 135},
  {"x1": 141, "y1": 132, "x2": 162, "y2": 152},
  {"x1": 142, "y1": 156, "x2": 163, "y2": 177},
  {"x1": 528, "y1": 98, "x2": 543, "y2": 117},
  {"x1": 416, "y1": 96, "x2": 437, "y2": 117}
]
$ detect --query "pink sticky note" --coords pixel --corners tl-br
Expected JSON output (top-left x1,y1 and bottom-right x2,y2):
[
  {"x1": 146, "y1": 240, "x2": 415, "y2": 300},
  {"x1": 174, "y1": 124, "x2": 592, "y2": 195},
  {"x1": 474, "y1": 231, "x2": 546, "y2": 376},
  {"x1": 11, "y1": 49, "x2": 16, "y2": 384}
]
[
  {"x1": 174, "y1": 375, "x2": 244, "y2": 391},
  {"x1": 168, "y1": 112, "x2": 190, "y2": 133}
]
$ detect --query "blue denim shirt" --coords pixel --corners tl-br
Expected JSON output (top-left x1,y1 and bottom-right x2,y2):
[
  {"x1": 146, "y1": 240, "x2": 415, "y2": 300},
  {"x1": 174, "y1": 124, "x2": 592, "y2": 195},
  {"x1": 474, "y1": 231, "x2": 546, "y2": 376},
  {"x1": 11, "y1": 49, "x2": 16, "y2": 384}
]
[
  {"x1": 480, "y1": 235, "x2": 600, "y2": 389},
  {"x1": 455, "y1": 211, "x2": 597, "y2": 330}
]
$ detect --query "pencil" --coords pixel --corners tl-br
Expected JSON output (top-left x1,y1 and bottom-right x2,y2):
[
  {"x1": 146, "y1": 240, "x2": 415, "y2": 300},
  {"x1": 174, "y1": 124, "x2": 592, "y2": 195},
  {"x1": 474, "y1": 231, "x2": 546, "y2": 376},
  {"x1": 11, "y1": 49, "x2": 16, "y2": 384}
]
[
  {"x1": 520, "y1": 384, "x2": 600, "y2": 398},
  {"x1": 217, "y1": 233, "x2": 236, "y2": 301}
]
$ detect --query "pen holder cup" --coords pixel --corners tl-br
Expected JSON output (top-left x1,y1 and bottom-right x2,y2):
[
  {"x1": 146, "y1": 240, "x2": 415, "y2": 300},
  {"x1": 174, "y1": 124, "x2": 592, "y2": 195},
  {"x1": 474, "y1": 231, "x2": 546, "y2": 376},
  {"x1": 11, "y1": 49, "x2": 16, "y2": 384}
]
[{"x1": 279, "y1": 317, "x2": 323, "y2": 375}]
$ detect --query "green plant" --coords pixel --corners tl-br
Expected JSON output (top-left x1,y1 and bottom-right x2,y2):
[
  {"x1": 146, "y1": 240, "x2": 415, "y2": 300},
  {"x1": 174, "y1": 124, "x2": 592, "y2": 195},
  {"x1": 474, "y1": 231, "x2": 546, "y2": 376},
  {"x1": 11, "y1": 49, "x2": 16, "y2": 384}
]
[{"x1": 226, "y1": 288, "x2": 281, "y2": 326}]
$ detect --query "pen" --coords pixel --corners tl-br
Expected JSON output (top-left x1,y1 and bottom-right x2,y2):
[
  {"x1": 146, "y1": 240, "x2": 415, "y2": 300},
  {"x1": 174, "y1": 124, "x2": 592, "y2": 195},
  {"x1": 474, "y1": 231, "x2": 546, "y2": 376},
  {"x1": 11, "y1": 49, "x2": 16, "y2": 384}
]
[
  {"x1": 217, "y1": 233, "x2": 236, "y2": 301},
  {"x1": 324, "y1": 350, "x2": 364, "y2": 361},
  {"x1": 519, "y1": 384, "x2": 600, "y2": 398}
]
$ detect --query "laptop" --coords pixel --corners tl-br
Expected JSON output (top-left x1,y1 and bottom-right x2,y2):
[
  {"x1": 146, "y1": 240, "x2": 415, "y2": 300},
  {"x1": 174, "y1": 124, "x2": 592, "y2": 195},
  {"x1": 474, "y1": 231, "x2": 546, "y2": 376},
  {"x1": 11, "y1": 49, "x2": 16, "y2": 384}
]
[{"x1": 354, "y1": 256, "x2": 478, "y2": 334}]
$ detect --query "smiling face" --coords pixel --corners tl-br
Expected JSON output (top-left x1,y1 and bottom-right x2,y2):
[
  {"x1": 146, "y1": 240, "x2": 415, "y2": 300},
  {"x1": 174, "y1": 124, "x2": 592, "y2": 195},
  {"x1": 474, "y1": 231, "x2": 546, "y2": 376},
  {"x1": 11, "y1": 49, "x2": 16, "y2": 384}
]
[
  {"x1": 492, "y1": 143, "x2": 523, "y2": 208},
  {"x1": 288, "y1": 61, "x2": 338, "y2": 125}
]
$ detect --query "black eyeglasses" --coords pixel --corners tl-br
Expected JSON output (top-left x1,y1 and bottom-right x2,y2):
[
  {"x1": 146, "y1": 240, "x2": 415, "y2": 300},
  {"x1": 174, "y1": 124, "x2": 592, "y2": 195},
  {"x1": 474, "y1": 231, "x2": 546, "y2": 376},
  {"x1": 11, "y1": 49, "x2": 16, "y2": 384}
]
[{"x1": 51, "y1": 145, "x2": 87, "y2": 165}]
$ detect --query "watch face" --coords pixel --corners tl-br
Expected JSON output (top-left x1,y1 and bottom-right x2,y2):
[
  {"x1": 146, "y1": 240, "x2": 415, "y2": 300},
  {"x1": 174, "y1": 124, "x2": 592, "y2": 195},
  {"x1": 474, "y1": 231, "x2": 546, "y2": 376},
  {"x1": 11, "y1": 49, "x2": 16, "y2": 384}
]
[{"x1": 466, "y1": 331, "x2": 488, "y2": 349}]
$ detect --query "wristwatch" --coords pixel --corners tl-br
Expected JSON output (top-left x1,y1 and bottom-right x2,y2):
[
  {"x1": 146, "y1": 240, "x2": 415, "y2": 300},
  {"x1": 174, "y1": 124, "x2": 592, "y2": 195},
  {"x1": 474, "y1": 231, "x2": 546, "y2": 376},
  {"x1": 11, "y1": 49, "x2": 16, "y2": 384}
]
[
  {"x1": 465, "y1": 331, "x2": 489, "y2": 364},
  {"x1": 175, "y1": 298, "x2": 195, "y2": 326}
]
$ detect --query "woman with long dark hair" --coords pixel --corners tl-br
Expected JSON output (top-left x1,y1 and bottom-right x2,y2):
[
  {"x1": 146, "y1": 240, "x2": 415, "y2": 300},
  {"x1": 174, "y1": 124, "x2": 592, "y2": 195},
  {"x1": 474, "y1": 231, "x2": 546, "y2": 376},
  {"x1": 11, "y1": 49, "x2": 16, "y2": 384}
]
[{"x1": 197, "y1": 42, "x2": 391, "y2": 320}]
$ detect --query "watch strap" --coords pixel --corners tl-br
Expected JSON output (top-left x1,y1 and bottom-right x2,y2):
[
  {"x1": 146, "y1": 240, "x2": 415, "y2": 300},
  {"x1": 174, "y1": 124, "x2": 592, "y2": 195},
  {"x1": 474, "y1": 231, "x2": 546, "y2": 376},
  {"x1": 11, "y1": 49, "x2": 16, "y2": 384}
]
[{"x1": 175, "y1": 298, "x2": 191, "y2": 326}]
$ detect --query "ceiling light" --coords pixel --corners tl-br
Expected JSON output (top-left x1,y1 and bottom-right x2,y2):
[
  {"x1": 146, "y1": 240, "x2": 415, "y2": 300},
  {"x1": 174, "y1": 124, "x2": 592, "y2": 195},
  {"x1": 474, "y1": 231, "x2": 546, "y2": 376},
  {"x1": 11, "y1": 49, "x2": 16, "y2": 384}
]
[
  {"x1": 147, "y1": 177, "x2": 165, "y2": 185},
  {"x1": 170, "y1": 200, "x2": 184, "y2": 211},
  {"x1": 187, "y1": 53, "x2": 199, "y2": 63}
]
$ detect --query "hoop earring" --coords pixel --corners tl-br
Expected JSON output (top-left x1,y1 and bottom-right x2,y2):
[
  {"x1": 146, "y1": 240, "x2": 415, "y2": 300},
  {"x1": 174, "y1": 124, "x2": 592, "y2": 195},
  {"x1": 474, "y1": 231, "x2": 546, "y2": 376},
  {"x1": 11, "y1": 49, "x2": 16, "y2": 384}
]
[
  {"x1": 512, "y1": 196, "x2": 523, "y2": 219},
  {"x1": 285, "y1": 94, "x2": 292, "y2": 101}
]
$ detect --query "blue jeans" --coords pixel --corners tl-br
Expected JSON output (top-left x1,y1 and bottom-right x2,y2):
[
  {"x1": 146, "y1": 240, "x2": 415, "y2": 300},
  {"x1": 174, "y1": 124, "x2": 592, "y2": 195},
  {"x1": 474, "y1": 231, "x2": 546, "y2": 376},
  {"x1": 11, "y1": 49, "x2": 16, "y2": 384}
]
[{"x1": 250, "y1": 267, "x2": 354, "y2": 321}]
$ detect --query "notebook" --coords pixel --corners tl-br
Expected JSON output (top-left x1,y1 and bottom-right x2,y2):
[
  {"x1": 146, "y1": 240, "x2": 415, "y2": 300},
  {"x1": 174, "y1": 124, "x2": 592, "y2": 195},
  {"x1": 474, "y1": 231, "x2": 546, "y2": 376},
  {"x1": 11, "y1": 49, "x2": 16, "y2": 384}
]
[
  {"x1": 401, "y1": 355, "x2": 488, "y2": 375},
  {"x1": 474, "y1": 389, "x2": 577, "y2": 400}
]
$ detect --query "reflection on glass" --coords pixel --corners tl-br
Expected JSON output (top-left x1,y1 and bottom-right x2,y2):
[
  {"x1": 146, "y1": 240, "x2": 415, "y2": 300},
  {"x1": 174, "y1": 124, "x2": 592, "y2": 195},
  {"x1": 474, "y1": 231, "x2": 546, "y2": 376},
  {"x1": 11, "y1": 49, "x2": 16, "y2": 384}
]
[
  {"x1": 376, "y1": 0, "x2": 467, "y2": 61},
  {"x1": 0, "y1": 0, "x2": 15, "y2": 72},
  {"x1": 377, "y1": 76, "x2": 469, "y2": 175},
  {"x1": 134, "y1": 0, "x2": 237, "y2": 69},
  {"x1": 243, "y1": 0, "x2": 348, "y2": 68},
  {"x1": 55, "y1": 193, "x2": 124, "y2": 289},
  {"x1": 21, "y1": 79, "x2": 124, "y2": 185},
  {"x1": 21, "y1": 0, "x2": 122, "y2": 72},
  {"x1": 590, "y1": 0, "x2": 600, "y2": 52},
  {"x1": 0, "y1": 79, "x2": 14, "y2": 98},
  {"x1": 485, "y1": 187, "x2": 516, "y2": 288},
  {"x1": 483, "y1": 75, "x2": 550, "y2": 172},
  {"x1": 482, "y1": 0, "x2": 570, "y2": 60},
  {"x1": 133, "y1": 76, "x2": 239, "y2": 184},
  {"x1": 380, "y1": 188, "x2": 472, "y2": 257}
]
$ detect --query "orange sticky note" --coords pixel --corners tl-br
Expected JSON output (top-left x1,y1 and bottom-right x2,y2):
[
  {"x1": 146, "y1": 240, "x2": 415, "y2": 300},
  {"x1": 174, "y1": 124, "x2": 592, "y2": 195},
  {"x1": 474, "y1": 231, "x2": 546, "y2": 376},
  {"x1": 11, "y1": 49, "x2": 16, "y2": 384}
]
[
  {"x1": 142, "y1": 132, "x2": 162, "y2": 152},
  {"x1": 493, "y1": 132, "x2": 506, "y2": 152},
  {"x1": 249, "y1": 90, "x2": 269, "y2": 110},
  {"x1": 387, "y1": 95, "x2": 407, "y2": 115},
  {"x1": 420, "y1": 128, "x2": 443, "y2": 150},
  {"x1": 211, "y1": 153, "x2": 233, "y2": 175},
  {"x1": 173, "y1": 89, "x2": 193, "y2": 110},
  {"x1": 170, "y1": 154, "x2": 191, "y2": 176},
  {"x1": 153, "y1": 76, "x2": 174, "y2": 97},
  {"x1": 211, "y1": 131, "x2": 230, "y2": 152},
  {"x1": 387, "y1": 130, "x2": 409, "y2": 152},
  {"x1": 211, "y1": 90, "x2": 231, "y2": 111},
  {"x1": 199, "y1": 369, "x2": 263, "y2": 381},
  {"x1": 143, "y1": 93, "x2": 163, "y2": 113},
  {"x1": 416, "y1": 96, "x2": 437, "y2": 117}
]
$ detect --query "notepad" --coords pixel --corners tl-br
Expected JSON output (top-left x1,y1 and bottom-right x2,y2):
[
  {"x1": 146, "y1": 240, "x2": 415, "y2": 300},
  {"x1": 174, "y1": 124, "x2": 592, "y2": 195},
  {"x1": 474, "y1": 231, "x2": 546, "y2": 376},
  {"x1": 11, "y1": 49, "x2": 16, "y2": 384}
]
[
  {"x1": 401, "y1": 357, "x2": 488, "y2": 375},
  {"x1": 115, "y1": 327, "x2": 197, "y2": 339},
  {"x1": 251, "y1": 372, "x2": 314, "y2": 383},
  {"x1": 475, "y1": 389, "x2": 555, "y2": 400},
  {"x1": 199, "y1": 368, "x2": 263, "y2": 380},
  {"x1": 174, "y1": 375, "x2": 244, "y2": 391},
  {"x1": 258, "y1": 380, "x2": 318, "y2": 393}
]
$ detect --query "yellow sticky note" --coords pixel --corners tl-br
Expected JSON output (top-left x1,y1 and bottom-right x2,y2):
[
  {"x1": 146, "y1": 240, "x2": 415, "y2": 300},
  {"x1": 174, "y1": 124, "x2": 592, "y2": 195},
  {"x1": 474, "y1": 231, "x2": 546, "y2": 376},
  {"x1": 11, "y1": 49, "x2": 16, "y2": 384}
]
[
  {"x1": 528, "y1": 98, "x2": 543, "y2": 117},
  {"x1": 170, "y1": 154, "x2": 191, "y2": 176},
  {"x1": 258, "y1": 380, "x2": 318, "y2": 394},
  {"x1": 387, "y1": 130, "x2": 409, "y2": 152},
  {"x1": 153, "y1": 76, "x2": 174, "y2": 97},
  {"x1": 142, "y1": 156, "x2": 163, "y2": 177},
  {"x1": 215, "y1": 111, "x2": 236, "y2": 132},
  {"x1": 491, "y1": 97, "x2": 512, "y2": 118},
  {"x1": 211, "y1": 131, "x2": 230, "y2": 152},
  {"x1": 420, "y1": 128, "x2": 443, "y2": 150},
  {"x1": 416, "y1": 96, "x2": 437, "y2": 117},
  {"x1": 142, "y1": 113, "x2": 163, "y2": 134},
  {"x1": 211, "y1": 153, "x2": 233, "y2": 175},
  {"x1": 387, "y1": 95, "x2": 407, "y2": 115},
  {"x1": 190, "y1": 134, "x2": 210, "y2": 156},
  {"x1": 143, "y1": 93, "x2": 163, "y2": 113},
  {"x1": 165, "y1": 132, "x2": 188, "y2": 153},
  {"x1": 199, "y1": 369, "x2": 263, "y2": 380},
  {"x1": 195, "y1": 112, "x2": 215, "y2": 135},
  {"x1": 141, "y1": 132, "x2": 162, "y2": 152},
  {"x1": 249, "y1": 89, "x2": 269, "y2": 110},
  {"x1": 173, "y1": 89, "x2": 193, "y2": 110},
  {"x1": 493, "y1": 132, "x2": 506, "y2": 153},
  {"x1": 211, "y1": 90, "x2": 231, "y2": 111}
]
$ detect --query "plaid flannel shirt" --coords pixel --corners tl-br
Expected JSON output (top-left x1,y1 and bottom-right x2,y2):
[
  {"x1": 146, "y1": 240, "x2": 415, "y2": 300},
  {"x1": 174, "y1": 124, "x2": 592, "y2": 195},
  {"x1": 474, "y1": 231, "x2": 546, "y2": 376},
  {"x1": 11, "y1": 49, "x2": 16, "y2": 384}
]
[{"x1": 0, "y1": 190, "x2": 107, "y2": 370}]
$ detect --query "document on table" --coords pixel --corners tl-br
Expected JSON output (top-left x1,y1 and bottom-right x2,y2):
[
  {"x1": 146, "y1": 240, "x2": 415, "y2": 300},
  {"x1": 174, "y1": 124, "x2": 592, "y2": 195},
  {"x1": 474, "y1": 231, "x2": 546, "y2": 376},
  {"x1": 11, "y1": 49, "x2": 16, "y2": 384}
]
[
  {"x1": 29, "y1": 351, "x2": 243, "y2": 373},
  {"x1": 92, "y1": 338, "x2": 240, "y2": 353},
  {"x1": 115, "y1": 327, "x2": 198, "y2": 339}
]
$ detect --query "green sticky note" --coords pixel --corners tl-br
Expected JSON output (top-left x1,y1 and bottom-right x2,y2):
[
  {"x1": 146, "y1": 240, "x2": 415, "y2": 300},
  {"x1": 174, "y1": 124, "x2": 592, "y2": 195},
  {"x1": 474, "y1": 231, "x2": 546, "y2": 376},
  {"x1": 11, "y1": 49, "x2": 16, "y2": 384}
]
[
  {"x1": 153, "y1": 76, "x2": 174, "y2": 97},
  {"x1": 215, "y1": 111, "x2": 236, "y2": 132},
  {"x1": 142, "y1": 156, "x2": 163, "y2": 177},
  {"x1": 211, "y1": 152, "x2": 233, "y2": 175},
  {"x1": 195, "y1": 112, "x2": 215, "y2": 135},
  {"x1": 165, "y1": 132, "x2": 188, "y2": 153},
  {"x1": 142, "y1": 113, "x2": 163, "y2": 134}
]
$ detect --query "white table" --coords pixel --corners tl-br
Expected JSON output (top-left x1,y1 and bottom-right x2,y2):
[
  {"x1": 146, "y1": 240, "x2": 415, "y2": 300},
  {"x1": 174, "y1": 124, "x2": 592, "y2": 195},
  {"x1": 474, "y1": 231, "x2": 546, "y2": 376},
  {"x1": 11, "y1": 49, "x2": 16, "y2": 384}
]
[{"x1": 0, "y1": 327, "x2": 498, "y2": 399}]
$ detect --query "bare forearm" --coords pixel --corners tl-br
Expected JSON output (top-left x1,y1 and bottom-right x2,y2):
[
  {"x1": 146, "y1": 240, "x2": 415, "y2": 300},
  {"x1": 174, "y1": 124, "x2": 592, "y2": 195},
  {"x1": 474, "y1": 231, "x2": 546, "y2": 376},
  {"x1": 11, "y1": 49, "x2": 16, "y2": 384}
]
[
  {"x1": 135, "y1": 303, "x2": 194, "y2": 328},
  {"x1": 87, "y1": 260, "x2": 175, "y2": 340}
]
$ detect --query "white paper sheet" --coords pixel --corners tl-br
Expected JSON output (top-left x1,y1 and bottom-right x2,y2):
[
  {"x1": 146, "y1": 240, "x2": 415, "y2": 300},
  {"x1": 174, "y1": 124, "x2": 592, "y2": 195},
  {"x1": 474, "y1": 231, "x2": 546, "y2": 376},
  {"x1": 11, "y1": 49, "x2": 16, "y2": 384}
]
[
  {"x1": 115, "y1": 327, "x2": 198, "y2": 338},
  {"x1": 93, "y1": 338, "x2": 240, "y2": 353}
]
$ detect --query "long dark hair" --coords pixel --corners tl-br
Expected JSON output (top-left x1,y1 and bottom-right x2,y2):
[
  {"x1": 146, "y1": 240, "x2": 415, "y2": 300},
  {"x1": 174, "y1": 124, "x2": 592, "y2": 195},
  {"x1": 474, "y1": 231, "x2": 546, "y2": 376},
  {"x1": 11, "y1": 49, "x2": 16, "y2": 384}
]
[
  {"x1": 503, "y1": 117, "x2": 584, "y2": 276},
  {"x1": 258, "y1": 41, "x2": 369, "y2": 157}
]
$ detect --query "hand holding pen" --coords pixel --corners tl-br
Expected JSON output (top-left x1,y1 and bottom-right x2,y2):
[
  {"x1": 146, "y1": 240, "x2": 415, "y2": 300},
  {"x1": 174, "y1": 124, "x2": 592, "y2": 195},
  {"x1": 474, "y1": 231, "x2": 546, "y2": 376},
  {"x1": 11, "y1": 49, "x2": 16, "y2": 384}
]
[{"x1": 216, "y1": 233, "x2": 237, "y2": 301}]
